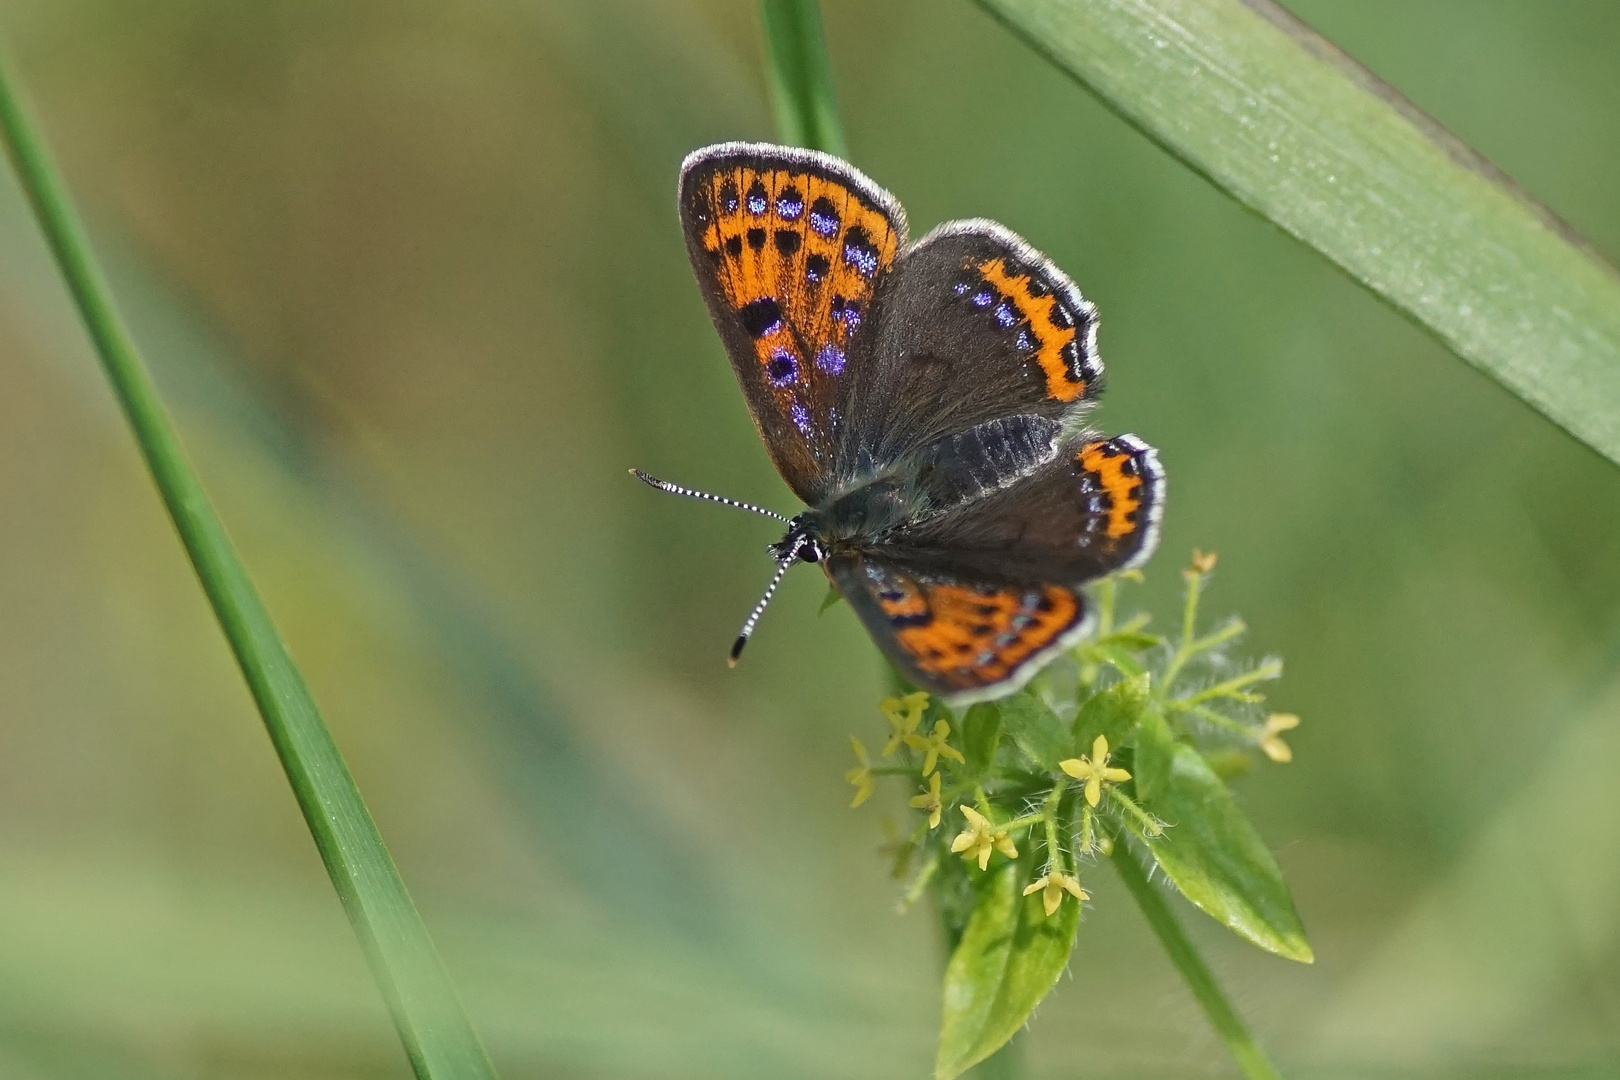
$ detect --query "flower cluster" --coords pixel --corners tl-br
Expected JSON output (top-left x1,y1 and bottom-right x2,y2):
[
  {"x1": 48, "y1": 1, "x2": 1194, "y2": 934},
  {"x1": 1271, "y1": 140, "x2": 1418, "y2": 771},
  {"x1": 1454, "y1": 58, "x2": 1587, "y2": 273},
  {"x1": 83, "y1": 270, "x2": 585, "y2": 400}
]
[{"x1": 842, "y1": 551, "x2": 1301, "y2": 922}]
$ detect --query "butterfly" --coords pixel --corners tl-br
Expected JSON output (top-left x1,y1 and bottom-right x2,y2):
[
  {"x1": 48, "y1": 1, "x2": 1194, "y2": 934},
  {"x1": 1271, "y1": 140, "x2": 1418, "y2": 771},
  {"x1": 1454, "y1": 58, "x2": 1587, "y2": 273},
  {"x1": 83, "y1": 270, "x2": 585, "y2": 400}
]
[{"x1": 634, "y1": 142, "x2": 1164, "y2": 706}]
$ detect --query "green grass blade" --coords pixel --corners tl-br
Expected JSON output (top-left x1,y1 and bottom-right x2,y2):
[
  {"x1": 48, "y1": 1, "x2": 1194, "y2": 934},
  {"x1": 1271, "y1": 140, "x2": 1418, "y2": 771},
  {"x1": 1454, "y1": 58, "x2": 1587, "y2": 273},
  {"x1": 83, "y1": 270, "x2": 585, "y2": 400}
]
[
  {"x1": 758, "y1": 0, "x2": 848, "y2": 156},
  {"x1": 976, "y1": 0, "x2": 1620, "y2": 469},
  {"x1": 0, "y1": 46, "x2": 499, "y2": 1080}
]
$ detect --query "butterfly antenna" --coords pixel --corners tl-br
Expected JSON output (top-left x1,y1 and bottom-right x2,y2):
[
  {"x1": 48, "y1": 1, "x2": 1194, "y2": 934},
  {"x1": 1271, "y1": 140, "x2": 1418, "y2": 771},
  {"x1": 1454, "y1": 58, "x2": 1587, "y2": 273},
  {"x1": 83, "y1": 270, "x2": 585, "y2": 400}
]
[
  {"x1": 629, "y1": 469, "x2": 789, "y2": 522},
  {"x1": 728, "y1": 536, "x2": 806, "y2": 667}
]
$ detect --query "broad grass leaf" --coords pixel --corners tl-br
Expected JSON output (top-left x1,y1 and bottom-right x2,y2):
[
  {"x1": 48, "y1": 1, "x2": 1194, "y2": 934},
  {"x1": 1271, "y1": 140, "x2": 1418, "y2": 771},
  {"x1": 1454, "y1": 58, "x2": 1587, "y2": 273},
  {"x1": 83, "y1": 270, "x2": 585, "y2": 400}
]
[
  {"x1": 976, "y1": 0, "x2": 1620, "y2": 470},
  {"x1": 936, "y1": 857, "x2": 1080, "y2": 1080},
  {"x1": 1132, "y1": 739, "x2": 1313, "y2": 962}
]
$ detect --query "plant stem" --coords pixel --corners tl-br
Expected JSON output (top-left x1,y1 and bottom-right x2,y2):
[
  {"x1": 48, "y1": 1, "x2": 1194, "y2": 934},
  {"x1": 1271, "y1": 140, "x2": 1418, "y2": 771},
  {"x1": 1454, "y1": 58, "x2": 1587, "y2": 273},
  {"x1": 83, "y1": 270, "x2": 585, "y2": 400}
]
[
  {"x1": 0, "y1": 44, "x2": 497, "y2": 1080},
  {"x1": 1110, "y1": 842, "x2": 1283, "y2": 1080},
  {"x1": 758, "y1": 0, "x2": 848, "y2": 156}
]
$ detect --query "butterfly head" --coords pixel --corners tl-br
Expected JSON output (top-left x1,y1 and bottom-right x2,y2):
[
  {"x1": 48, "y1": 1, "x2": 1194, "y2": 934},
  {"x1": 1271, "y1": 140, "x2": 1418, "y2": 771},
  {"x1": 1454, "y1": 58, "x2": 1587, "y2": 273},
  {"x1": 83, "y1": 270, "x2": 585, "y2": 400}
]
[{"x1": 770, "y1": 514, "x2": 826, "y2": 564}]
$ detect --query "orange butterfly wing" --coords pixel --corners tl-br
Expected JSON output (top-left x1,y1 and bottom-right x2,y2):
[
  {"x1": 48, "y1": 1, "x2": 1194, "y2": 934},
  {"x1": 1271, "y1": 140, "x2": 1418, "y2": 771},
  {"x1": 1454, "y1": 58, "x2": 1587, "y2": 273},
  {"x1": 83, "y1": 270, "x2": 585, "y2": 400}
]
[
  {"x1": 680, "y1": 144, "x2": 905, "y2": 504},
  {"x1": 829, "y1": 554, "x2": 1090, "y2": 705}
]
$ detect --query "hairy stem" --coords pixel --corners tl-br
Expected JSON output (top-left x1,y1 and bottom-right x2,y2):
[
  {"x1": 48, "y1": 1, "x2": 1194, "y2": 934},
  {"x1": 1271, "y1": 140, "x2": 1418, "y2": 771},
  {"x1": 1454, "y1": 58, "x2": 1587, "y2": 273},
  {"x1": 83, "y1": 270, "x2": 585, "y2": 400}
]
[{"x1": 1111, "y1": 842, "x2": 1283, "y2": 1080}]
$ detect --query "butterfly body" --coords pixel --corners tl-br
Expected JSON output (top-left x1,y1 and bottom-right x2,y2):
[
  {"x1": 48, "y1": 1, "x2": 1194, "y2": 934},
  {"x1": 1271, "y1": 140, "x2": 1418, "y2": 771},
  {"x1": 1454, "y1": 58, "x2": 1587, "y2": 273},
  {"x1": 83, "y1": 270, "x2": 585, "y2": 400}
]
[{"x1": 663, "y1": 142, "x2": 1165, "y2": 705}]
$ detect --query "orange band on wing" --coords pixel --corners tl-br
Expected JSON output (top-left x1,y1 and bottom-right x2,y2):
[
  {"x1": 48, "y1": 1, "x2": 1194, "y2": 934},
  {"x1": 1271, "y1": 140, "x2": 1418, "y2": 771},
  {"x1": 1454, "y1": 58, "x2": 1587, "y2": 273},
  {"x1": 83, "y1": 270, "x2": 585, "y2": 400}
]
[
  {"x1": 873, "y1": 573, "x2": 1082, "y2": 690},
  {"x1": 694, "y1": 166, "x2": 899, "y2": 399},
  {"x1": 1077, "y1": 441, "x2": 1143, "y2": 540},
  {"x1": 976, "y1": 257, "x2": 1085, "y2": 402}
]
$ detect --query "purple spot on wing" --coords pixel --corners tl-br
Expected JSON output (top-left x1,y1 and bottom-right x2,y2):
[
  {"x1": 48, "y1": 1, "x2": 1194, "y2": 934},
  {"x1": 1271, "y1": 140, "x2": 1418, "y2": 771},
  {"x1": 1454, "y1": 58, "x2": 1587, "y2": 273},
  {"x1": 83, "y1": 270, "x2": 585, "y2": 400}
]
[
  {"x1": 776, "y1": 188, "x2": 804, "y2": 220},
  {"x1": 816, "y1": 344, "x2": 846, "y2": 375},
  {"x1": 809, "y1": 196, "x2": 840, "y2": 237},
  {"x1": 791, "y1": 401, "x2": 812, "y2": 434},
  {"x1": 767, "y1": 348, "x2": 798, "y2": 386},
  {"x1": 746, "y1": 179, "x2": 768, "y2": 215},
  {"x1": 841, "y1": 227, "x2": 879, "y2": 277},
  {"x1": 994, "y1": 301, "x2": 1019, "y2": 328},
  {"x1": 971, "y1": 289, "x2": 995, "y2": 308}
]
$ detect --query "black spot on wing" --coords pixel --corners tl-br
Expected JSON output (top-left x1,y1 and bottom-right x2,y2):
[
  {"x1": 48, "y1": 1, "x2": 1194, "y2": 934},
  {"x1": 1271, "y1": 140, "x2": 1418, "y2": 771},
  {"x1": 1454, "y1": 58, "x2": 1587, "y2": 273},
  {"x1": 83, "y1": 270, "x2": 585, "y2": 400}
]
[{"x1": 739, "y1": 297, "x2": 782, "y2": 338}]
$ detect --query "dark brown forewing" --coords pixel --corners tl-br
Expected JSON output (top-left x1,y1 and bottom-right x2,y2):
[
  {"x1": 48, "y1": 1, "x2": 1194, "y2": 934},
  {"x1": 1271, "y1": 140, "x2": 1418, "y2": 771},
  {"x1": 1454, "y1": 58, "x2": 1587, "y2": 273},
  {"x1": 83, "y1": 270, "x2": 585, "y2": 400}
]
[
  {"x1": 679, "y1": 143, "x2": 906, "y2": 506},
  {"x1": 847, "y1": 220, "x2": 1104, "y2": 472},
  {"x1": 881, "y1": 434, "x2": 1165, "y2": 584},
  {"x1": 827, "y1": 553, "x2": 1091, "y2": 706}
]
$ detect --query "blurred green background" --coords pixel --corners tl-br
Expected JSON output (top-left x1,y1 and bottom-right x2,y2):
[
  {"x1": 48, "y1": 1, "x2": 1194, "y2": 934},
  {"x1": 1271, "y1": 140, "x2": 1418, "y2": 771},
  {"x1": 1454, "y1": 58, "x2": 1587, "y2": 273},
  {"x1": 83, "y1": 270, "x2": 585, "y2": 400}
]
[{"x1": 0, "y1": 1, "x2": 1617, "y2": 1077}]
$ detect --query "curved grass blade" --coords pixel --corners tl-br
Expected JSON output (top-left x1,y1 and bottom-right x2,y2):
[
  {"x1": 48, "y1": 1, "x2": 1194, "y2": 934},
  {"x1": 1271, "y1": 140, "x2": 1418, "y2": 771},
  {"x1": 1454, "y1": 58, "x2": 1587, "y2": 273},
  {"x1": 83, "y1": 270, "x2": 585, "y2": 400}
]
[
  {"x1": 758, "y1": 0, "x2": 848, "y2": 156},
  {"x1": 0, "y1": 45, "x2": 498, "y2": 1080},
  {"x1": 976, "y1": 0, "x2": 1620, "y2": 469}
]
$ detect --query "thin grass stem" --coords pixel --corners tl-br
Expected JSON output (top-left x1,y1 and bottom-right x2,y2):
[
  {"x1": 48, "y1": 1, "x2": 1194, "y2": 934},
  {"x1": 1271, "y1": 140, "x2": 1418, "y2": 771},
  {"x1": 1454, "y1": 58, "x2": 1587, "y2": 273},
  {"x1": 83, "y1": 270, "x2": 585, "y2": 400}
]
[
  {"x1": 758, "y1": 0, "x2": 848, "y2": 156},
  {"x1": 0, "y1": 43, "x2": 498, "y2": 1080}
]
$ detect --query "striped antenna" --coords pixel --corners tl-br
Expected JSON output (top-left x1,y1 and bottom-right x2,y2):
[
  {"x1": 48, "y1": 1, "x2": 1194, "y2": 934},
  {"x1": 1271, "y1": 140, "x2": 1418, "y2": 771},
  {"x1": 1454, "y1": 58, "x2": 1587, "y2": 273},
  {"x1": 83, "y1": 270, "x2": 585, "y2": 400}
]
[
  {"x1": 629, "y1": 469, "x2": 789, "y2": 522},
  {"x1": 728, "y1": 534, "x2": 806, "y2": 667}
]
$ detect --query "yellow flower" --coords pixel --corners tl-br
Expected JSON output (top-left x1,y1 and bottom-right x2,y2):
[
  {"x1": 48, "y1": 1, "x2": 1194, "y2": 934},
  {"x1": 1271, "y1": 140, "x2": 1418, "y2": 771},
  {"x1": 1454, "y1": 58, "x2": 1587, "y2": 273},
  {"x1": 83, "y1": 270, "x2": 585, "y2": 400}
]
[
  {"x1": 909, "y1": 771, "x2": 943, "y2": 829},
  {"x1": 1023, "y1": 871, "x2": 1089, "y2": 917},
  {"x1": 904, "y1": 719, "x2": 967, "y2": 776},
  {"x1": 1260, "y1": 713, "x2": 1299, "y2": 763},
  {"x1": 1189, "y1": 549, "x2": 1218, "y2": 575},
  {"x1": 950, "y1": 805, "x2": 1018, "y2": 870},
  {"x1": 845, "y1": 736, "x2": 874, "y2": 808},
  {"x1": 879, "y1": 691, "x2": 929, "y2": 757},
  {"x1": 1060, "y1": 735, "x2": 1132, "y2": 807}
]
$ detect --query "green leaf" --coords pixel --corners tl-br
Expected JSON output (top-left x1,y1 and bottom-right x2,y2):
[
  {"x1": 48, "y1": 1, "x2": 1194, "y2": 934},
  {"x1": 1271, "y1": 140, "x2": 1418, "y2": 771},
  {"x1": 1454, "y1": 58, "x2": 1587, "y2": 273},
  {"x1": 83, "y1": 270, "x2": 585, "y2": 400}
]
[
  {"x1": 818, "y1": 583, "x2": 844, "y2": 614},
  {"x1": 1130, "y1": 705, "x2": 1176, "y2": 803},
  {"x1": 1072, "y1": 672, "x2": 1150, "y2": 753},
  {"x1": 1080, "y1": 636, "x2": 1151, "y2": 678},
  {"x1": 1130, "y1": 739, "x2": 1313, "y2": 962},
  {"x1": 961, "y1": 703, "x2": 1004, "y2": 778},
  {"x1": 1097, "y1": 629, "x2": 1163, "y2": 653},
  {"x1": 977, "y1": 0, "x2": 1620, "y2": 470},
  {"x1": 936, "y1": 857, "x2": 1080, "y2": 1080},
  {"x1": 996, "y1": 691, "x2": 1070, "y2": 770},
  {"x1": 0, "y1": 45, "x2": 498, "y2": 1079}
]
